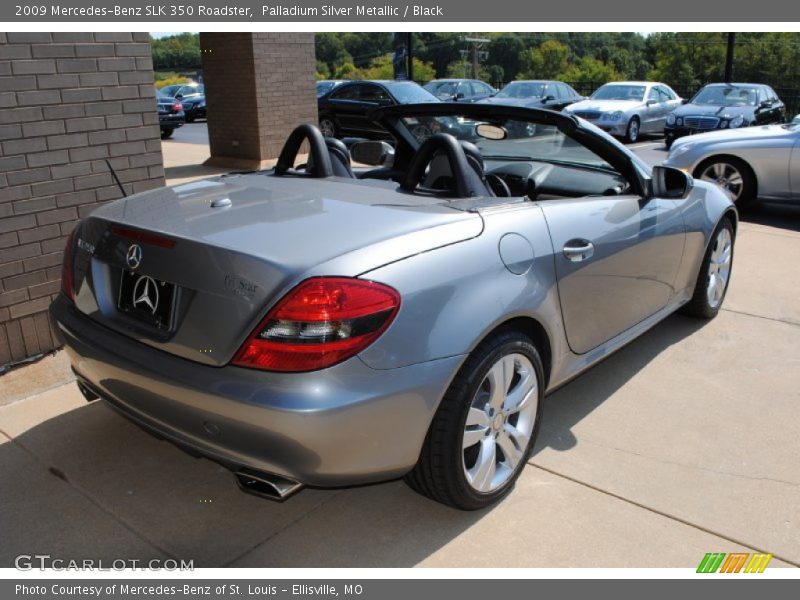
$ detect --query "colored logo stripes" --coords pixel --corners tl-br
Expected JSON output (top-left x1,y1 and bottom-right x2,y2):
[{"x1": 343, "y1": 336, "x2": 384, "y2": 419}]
[{"x1": 697, "y1": 552, "x2": 773, "y2": 573}]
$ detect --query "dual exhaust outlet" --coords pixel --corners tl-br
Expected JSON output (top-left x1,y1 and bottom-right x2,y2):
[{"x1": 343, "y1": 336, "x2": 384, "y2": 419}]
[{"x1": 74, "y1": 377, "x2": 304, "y2": 502}]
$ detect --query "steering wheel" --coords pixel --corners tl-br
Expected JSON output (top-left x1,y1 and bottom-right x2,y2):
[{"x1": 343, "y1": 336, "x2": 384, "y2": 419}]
[
  {"x1": 400, "y1": 133, "x2": 491, "y2": 198},
  {"x1": 486, "y1": 173, "x2": 511, "y2": 197},
  {"x1": 274, "y1": 124, "x2": 333, "y2": 178}
]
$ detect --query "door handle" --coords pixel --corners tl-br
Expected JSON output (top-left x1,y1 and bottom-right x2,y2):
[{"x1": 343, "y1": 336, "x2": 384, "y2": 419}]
[{"x1": 563, "y1": 239, "x2": 595, "y2": 262}]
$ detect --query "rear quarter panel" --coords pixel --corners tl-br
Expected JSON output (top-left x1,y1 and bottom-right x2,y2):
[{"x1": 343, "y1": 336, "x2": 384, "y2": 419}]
[{"x1": 358, "y1": 203, "x2": 566, "y2": 374}]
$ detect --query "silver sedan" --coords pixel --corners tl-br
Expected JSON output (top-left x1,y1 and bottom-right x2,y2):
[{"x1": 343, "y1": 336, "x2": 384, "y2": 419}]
[
  {"x1": 664, "y1": 118, "x2": 800, "y2": 208},
  {"x1": 564, "y1": 81, "x2": 683, "y2": 143}
]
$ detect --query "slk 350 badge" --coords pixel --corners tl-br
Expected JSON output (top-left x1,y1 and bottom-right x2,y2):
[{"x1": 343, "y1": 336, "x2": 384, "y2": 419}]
[{"x1": 223, "y1": 275, "x2": 258, "y2": 300}]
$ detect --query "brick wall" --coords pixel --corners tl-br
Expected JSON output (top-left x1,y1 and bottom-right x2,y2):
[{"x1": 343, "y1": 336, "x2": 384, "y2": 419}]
[
  {"x1": 0, "y1": 32, "x2": 165, "y2": 366},
  {"x1": 201, "y1": 33, "x2": 317, "y2": 166}
]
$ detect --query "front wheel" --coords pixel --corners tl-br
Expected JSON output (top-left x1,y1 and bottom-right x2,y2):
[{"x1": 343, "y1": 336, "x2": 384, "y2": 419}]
[
  {"x1": 624, "y1": 116, "x2": 640, "y2": 143},
  {"x1": 682, "y1": 217, "x2": 735, "y2": 319},
  {"x1": 695, "y1": 157, "x2": 756, "y2": 209},
  {"x1": 405, "y1": 330, "x2": 544, "y2": 510}
]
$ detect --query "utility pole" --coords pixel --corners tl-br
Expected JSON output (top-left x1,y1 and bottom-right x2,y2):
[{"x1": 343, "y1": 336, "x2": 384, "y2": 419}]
[
  {"x1": 724, "y1": 33, "x2": 735, "y2": 83},
  {"x1": 463, "y1": 36, "x2": 490, "y2": 79},
  {"x1": 407, "y1": 32, "x2": 414, "y2": 83}
]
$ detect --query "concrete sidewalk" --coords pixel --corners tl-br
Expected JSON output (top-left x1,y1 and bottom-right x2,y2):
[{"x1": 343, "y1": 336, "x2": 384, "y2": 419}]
[{"x1": 1, "y1": 134, "x2": 798, "y2": 567}]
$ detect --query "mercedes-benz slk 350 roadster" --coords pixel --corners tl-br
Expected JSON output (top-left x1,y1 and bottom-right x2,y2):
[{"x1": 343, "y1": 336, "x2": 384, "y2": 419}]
[{"x1": 51, "y1": 104, "x2": 737, "y2": 510}]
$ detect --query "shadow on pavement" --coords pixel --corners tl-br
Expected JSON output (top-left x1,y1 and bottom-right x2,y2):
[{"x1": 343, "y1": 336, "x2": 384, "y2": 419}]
[
  {"x1": 1, "y1": 313, "x2": 710, "y2": 567},
  {"x1": 740, "y1": 201, "x2": 800, "y2": 233},
  {"x1": 533, "y1": 313, "x2": 705, "y2": 454}
]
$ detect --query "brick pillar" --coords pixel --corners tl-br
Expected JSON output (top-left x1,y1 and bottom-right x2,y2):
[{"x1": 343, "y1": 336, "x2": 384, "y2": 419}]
[
  {"x1": 0, "y1": 32, "x2": 165, "y2": 366},
  {"x1": 200, "y1": 33, "x2": 318, "y2": 169}
]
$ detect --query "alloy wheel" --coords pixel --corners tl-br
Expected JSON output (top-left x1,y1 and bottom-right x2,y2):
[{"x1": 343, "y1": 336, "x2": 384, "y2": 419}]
[
  {"x1": 319, "y1": 118, "x2": 336, "y2": 137},
  {"x1": 706, "y1": 227, "x2": 733, "y2": 309},
  {"x1": 461, "y1": 353, "x2": 538, "y2": 493},
  {"x1": 700, "y1": 162, "x2": 744, "y2": 203}
]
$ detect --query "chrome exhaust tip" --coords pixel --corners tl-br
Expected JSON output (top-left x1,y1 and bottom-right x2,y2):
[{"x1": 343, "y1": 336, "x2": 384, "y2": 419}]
[{"x1": 234, "y1": 469, "x2": 304, "y2": 502}]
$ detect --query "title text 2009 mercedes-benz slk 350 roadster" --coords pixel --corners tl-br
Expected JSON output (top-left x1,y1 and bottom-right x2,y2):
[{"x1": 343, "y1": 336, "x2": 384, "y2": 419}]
[{"x1": 51, "y1": 104, "x2": 736, "y2": 510}]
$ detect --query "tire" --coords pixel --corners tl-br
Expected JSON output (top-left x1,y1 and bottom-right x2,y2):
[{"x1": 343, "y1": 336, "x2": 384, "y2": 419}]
[
  {"x1": 664, "y1": 136, "x2": 674, "y2": 150},
  {"x1": 319, "y1": 115, "x2": 338, "y2": 138},
  {"x1": 160, "y1": 128, "x2": 173, "y2": 139},
  {"x1": 681, "y1": 217, "x2": 735, "y2": 319},
  {"x1": 694, "y1": 157, "x2": 756, "y2": 209},
  {"x1": 624, "y1": 116, "x2": 640, "y2": 143},
  {"x1": 405, "y1": 330, "x2": 544, "y2": 510},
  {"x1": 185, "y1": 114, "x2": 195, "y2": 123}
]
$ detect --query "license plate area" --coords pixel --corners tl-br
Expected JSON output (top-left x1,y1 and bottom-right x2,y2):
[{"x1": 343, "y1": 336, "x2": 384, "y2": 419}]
[{"x1": 117, "y1": 270, "x2": 177, "y2": 331}]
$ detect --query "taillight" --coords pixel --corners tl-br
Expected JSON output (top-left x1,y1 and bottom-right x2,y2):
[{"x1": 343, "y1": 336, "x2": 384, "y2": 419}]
[
  {"x1": 61, "y1": 228, "x2": 77, "y2": 301},
  {"x1": 172, "y1": 101, "x2": 182, "y2": 112},
  {"x1": 232, "y1": 277, "x2": 401, "y2": 372}
]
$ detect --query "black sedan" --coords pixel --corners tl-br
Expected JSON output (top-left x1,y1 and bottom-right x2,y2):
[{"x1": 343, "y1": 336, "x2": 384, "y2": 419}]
[
  {"x1": 423, "y1": 79, "x2": 496, "y2": 102},
  {"x1": 479, "y1": 80, "x2": 585, "y2": 111},
  {"x1": 664, "y1": 83, "x2": 786, "y2": 148},
  {"x1": 160, "y1": 83, "x2": 206, "y2": 122},
  {"x1": 155, "y1": 91, "x2": 184, "y2": 139},
  {"x1": 317, "y1": 80, "x2": 442, "y2": 140}
]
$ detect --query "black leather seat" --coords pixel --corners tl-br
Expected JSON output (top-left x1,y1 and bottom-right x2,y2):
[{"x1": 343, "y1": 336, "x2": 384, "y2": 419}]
[{"x1": 325, "y1": 137, "x2": 355, "y2": 178}]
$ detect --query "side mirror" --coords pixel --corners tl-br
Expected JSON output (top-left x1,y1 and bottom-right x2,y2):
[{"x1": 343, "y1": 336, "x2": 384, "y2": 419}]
[
  {"x1": 681, "y1": 98, "x2": 689, "y2": 104},
  {"x1": 454, "y1": 92, "x2": 465, "y2": 100},
  {"x1": 646, "y1": 99, "x2": 656, "y2": 106},
  {"x1": 175, "y1": 93, "x2": 183, "y2": 99},
  {"x1": 650, "y1": 165, "x2": 693, "y2": 200},
  {"x1": 759, "y1": 100, "x2": 772, "y2": 109},
  {"x1": 377, "y1": 97, "x2": 394, "y2": 107},
  {"x1": 542, "y1": 95, "x2": 555, "y2": 102},
  {"x1": 351, "y1": 140, "x2": 394, "y2": 167}
]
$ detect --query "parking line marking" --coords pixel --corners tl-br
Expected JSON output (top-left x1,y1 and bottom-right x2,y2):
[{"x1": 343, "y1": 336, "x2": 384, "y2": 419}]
[{"x1": 630, "y1": 142, "x2": 663, "y2": 149}]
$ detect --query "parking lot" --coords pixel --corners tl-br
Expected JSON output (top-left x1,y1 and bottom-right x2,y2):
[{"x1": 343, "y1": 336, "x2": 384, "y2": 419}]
[{"x1": 1, "y1": 120, "x2": 798, "y2": 568}]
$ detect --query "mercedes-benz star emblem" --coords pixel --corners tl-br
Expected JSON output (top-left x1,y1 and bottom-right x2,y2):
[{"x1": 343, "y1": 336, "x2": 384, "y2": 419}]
[
  {"x1": 132, "y1": 275, "x2": 159, "y2": 314},
  {"x1": 126, "y1": 244, "x2": 142, "y2": 269}
]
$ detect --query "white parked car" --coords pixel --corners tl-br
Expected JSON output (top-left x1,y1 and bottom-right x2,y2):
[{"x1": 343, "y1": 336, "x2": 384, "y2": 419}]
[{"x1": 564, "y1": 81, "x2": 682, "y2": 143}]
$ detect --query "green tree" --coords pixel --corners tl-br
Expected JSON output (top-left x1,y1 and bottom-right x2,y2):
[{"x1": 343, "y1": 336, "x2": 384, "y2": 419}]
[
  {"x1": 558, "y1": 56, "x2": 621, "y2": 86},
  {"x1": 520, "y1": 39, "x2": 569, "y2": 79},
  {"x1": 150, "y1": 33, "x2": 200, "y2": 70}
]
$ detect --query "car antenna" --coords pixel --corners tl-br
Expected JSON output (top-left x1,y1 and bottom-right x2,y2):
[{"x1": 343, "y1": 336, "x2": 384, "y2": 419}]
[{"x1": 105, "y1": 158, "x2": 127, "y2": 197}]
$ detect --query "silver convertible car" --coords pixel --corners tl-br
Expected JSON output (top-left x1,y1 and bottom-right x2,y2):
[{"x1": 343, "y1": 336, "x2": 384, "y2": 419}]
[
  {"x1": 564, "y1": 81, "x2": 682, "y2": 143},
  {"x1": 51, "y1": 104, "x2": 737, "y2": 510},
  {"x1": 664, "y1": 117, "x2": 800, "y2": 208}
]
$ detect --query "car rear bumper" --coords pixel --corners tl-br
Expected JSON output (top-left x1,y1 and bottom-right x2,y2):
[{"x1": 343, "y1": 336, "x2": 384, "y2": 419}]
[
  {"x1": 50, "y1": 295, "x2": 463, "y2": 487},
  {"x1": 158, "y1": 115, "x2": 184, "y2": 129}
]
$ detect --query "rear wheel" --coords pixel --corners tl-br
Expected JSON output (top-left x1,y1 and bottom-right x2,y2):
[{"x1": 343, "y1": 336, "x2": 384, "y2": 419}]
[
  {"x1": 160, "y1": 128, "x2": 173, "y2": 139},
  {"x1": 695, "y1": 157, "x2": 756, "y2": 209},
  {"x1": 405, "y1": 330, "x2": 544, "y2": 510},
  {"x1": 682, "y1": 217, "x2": 735, "y2": 319},
  {"x1": 624, "y1": 116, "x2": 640, "y2": 143},
  {"x1": 319, "y1": 116, "x2": 338, "y2": 138}
]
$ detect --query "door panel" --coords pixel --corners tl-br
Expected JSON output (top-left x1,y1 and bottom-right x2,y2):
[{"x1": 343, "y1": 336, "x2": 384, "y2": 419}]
[
  {"x1": 541, "y1": 195, "x2": 686, "y2": 354},
  {"x1": 791, "y1": 139, "x2": 800, "y2": 198}
]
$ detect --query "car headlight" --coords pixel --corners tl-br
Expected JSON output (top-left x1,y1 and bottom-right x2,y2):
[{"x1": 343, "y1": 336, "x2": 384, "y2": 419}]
[
  {"x1": 668, "y1": 142, "x2": 694, "y2": 159},
  {"x1": 603, "y1": 111, "x2": 623, "y2": 121},
  {"x1": 666, "y1": 113, "x2": 676, "y2": 126},
  {"x1": 198, "y1": 101, "x2": 206, "y2": 108},
  {"x1": 728, "y1": 115, "x2": 744, "y2": 128}
]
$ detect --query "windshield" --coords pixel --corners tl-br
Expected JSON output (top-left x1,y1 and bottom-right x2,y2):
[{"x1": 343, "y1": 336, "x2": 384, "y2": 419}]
[
  {"x1": 317, "y1": 81, "x2": 337, "y2": 95},
  {"x1": 386, "y1": 83, "x2": 440, "y2": 104},
  {"x1": 692, "y1": 85, "x2": 758, "y2": 107},
  {"x1": 424, "y1": 81, "x2": 458, "y2": 98},
  {"x1": 496, "y1": 82, "x2": 546, "y2": 99},
  {"x1": 592, "y1": 84, "x2": 646, "y2": 102},
  {"x1": 398, "y1": 115, "x2": 616, "y2": 173}
]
